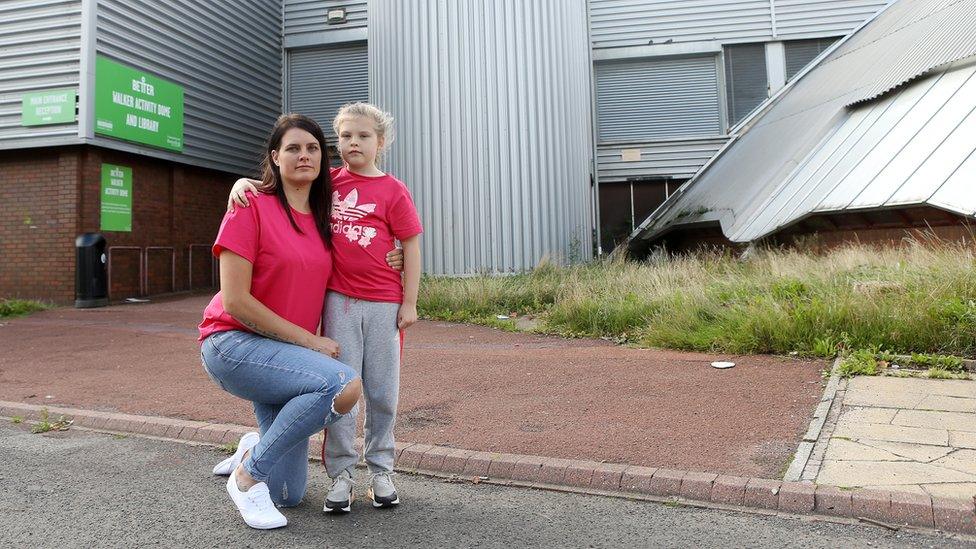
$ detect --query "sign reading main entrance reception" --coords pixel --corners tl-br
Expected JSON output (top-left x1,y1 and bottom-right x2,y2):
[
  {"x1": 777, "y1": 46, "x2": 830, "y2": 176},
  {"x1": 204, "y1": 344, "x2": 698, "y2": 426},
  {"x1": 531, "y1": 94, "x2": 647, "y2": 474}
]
[
  {"x1": 21, "y1": 89, "x2": 76, "y2": 126},
  {"x1": 101, "y1": 164, "x2": 133, "y2": 232},
  {"x1": 94, "y1": 56, "x2": 184, "y2": 152}
]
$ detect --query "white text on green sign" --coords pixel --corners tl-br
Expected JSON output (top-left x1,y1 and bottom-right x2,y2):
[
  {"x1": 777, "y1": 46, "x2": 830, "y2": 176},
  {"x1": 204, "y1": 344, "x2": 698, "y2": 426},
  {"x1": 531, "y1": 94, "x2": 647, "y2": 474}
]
[
  {"x1": 21, "y1": 89, "x2": 76, "y2": 126},
  {"x1": 95, "y1": 56, "x2": 184, "y2": 152}
]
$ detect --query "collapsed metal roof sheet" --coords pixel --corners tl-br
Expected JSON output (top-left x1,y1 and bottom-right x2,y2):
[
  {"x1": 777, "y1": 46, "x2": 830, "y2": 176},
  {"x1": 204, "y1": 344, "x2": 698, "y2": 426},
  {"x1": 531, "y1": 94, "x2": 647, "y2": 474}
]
[{"x1": 631, "y1": 0, "x2": 976, "y2": 246}]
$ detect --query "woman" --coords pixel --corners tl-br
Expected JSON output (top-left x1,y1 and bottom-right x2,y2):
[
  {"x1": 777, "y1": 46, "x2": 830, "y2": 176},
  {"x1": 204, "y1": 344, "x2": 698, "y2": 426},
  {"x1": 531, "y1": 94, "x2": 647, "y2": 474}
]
[{"x1": 199, "y1": 114, "x2": 386, "y2": 529}]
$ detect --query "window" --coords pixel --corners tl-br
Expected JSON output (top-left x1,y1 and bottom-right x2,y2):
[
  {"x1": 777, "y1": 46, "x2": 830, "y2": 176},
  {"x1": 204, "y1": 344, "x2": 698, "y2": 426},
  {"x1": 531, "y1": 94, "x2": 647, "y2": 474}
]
[
  {"x1": 596, "y1": 56, "x2": 721, "y2": 142},
  {"x1": 785, "y1": 37, "x2": 839, "y2": 80},
  {"x1": 724, "y1": 43, "x2": 768, "y2": 127}
]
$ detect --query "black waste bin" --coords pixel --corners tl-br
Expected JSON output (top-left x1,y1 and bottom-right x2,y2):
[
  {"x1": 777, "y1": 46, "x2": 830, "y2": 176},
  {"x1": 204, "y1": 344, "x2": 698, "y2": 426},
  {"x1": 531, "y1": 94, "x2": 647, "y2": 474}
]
[{"x1": 75, "y1": 233, "x2": 108, "y2": 308}]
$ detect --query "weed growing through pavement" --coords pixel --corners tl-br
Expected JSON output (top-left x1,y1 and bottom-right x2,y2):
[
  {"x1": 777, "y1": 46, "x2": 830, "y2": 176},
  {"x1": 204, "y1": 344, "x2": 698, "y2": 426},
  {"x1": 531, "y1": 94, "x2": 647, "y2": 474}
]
[
  {"x1": 927, "y1": 367, "x2": 969, "y2": 380},
  {"x1": 910, "y1": 353, "x2": 964, "y2": 372},
  {"x1": 30, "y1": 408, "x2": 72, "y2": 434},
  {"x1": 220, "y1": 441, "x2": 239, "y2": 455},
  {"x1": 419, "y1": 242, "x2": 976, "y2": 357},
  {"x1": 838, "y1": 349, "x2": 879, "y2": 378},
  {"x1": 11, "y1": 416, "x2": 23, "y2": 424}
]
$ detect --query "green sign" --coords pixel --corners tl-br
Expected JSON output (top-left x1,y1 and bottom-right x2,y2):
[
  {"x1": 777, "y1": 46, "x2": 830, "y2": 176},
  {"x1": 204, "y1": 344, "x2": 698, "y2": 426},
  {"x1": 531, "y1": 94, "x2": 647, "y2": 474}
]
[
  {"x1": 22, "y1": 89, "x2": 76, "y2": 126},
  {"x1": 101, "y1": 164, "x2": 133, "y2": 232},
  {"x1": 94, "y1": 56, "x2": 184, "y2": 151}
]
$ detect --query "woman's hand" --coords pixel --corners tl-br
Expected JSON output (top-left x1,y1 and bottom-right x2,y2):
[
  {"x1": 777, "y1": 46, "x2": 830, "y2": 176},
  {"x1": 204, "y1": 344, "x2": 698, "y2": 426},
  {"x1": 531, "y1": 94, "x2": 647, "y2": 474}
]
[
  {"x1": 307, "y1": 335, "x2": 341, "y2": 359},
  {"x1": 397, "y1": 302, "x2": 418, "y2": 330},
  {"x1": 386, "y1": 247, "x2": 404, "y2": 271},
  {"x1": 227, "y1": 178, "x2": 260, "y2": 212}
]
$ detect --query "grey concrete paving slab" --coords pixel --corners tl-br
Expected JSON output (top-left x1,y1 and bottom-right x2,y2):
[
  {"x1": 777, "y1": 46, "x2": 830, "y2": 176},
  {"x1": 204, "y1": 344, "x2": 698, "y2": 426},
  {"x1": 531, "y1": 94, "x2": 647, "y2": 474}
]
[
  {"x1": 831, "y1": 421, "x2": 949, "y2": 446},
  {"x1": 814, "y1": 375, "x2": 976, "y2": 502}
]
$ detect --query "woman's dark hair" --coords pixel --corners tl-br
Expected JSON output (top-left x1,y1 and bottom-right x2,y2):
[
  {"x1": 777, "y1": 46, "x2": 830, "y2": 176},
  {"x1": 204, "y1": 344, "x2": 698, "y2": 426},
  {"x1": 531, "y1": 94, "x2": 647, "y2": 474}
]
[{"x1": 260, "y1": 113, "x2": 332, "y2": 245}]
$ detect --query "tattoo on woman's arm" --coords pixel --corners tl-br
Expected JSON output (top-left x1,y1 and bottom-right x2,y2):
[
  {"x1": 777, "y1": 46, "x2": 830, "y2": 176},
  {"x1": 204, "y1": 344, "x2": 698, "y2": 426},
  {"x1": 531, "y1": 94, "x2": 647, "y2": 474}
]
[{"x1": 241, "y1": 319, "x2": 300, "y2": 346}]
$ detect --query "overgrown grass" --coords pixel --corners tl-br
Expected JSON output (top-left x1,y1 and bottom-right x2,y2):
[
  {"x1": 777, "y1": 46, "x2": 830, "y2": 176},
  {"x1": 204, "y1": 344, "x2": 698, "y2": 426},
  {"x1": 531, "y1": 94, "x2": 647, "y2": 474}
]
[
  {"x1": 419, "y1": 243, "x2": 976, "y2": 358},
  {"x1": 0, "y1": 299, "x2": 49, "y2": 318}
]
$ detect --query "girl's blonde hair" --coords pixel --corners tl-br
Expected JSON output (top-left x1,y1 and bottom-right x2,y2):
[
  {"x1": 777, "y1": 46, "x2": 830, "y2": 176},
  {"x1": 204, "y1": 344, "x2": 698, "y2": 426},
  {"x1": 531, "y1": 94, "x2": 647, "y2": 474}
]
[{"x1": 332, "y1": 102, "x2": 395, "y2": 165}]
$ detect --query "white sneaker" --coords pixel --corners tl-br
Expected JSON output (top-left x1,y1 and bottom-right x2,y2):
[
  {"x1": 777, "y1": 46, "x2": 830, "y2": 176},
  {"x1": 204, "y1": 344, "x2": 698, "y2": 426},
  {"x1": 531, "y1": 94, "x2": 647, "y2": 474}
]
[
  {"x1": 323, "y1": 470, "x2": 354, "y2": 513},
  {"x1": 367, "y1": 471, "x2": 399, "y2": 508},
  {"x1": 213, "y1": 432, "x2": 260, "y2": 476},
  {"x1": 225, "y1": 469, "x2": 287, "y2": 530}
]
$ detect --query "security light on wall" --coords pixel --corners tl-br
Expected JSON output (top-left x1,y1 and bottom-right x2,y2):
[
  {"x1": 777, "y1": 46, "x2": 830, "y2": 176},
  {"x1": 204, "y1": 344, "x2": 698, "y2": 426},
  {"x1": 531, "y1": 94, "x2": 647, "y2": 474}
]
[{"x1": 326, "y1": 8, "x2": 347, "y2": 25}]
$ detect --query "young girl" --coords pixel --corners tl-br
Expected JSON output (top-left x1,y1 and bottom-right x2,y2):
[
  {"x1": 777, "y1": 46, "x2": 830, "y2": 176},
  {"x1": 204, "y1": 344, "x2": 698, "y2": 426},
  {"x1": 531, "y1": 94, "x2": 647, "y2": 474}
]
[{"x1": 228, "y1": 102, "x2": 423, "y2": 512}]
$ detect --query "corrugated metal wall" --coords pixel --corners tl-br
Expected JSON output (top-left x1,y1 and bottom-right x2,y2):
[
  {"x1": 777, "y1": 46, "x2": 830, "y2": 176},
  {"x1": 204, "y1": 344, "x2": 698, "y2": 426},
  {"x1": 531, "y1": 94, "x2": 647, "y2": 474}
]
[
  {"x1": 589, "y1": 0, "x2": 887, "y2": 49},
  {"x1": 590, "y1": 0, "x2": 773, "y2": 49},
  {"x1": 370, "y1": 0, "x2": 593, "y2": 274},
  {"x1": 94, "y1": 0, "x2": 282, "y2": 174},
  {"x1": 775, "y1": 0, "x2": 889, "y2": 39},
  {"x1": 286, "y1": 43, "x2": 368, "y2": 138},
  {"x1": 0, "y1": 0, "x2": 82, "y2": 148},
  {"x1": 283, "y1": 0, "x2": 367, "y2": 47},
  {"x1": 597, "y1": 138, "x2": 728, "y2": 183},
  {"x1": 596, "y1": 55, "x2": 721, "y2": 141}
]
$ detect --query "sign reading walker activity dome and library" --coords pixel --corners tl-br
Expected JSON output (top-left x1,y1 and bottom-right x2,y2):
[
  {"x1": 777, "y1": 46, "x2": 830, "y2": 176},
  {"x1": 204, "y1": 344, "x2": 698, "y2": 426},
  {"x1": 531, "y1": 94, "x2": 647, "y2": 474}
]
[
  {"x1": 21, "y1": 89, "x2": 76, "y2": 126},
  {"x1": 101, "y1": 164, "x2": 133, "y2": 232},
  {"x1": 94, "y1": 56, "x2": 184, "y2": 151}
]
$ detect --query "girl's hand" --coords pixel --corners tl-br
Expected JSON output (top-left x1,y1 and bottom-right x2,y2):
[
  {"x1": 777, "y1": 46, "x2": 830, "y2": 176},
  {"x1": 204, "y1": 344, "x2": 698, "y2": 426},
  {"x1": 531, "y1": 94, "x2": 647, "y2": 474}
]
[
  {"x1": 227, "y1": 178, "x2": 260, "y2": 212},
  {"x1": 397, "y1": 303, "x2": 418, "y2": 330},
  {"x1": 386, "y1": 247, "x2": 404, "y2": 271},
  {"x1": 308, "y1": 335, "x2": 341, "y2": 359}
]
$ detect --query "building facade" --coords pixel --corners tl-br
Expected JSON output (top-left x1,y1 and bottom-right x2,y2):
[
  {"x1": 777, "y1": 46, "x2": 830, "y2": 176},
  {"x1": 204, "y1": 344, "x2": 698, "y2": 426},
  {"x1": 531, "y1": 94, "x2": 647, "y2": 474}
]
[
  {"x1": 589, "y1": 0, "x2": 889, "y2": 251},
  {"x1": 2, "y1": 0, "x2": 282, "y2": 302},
  {"x1": 3, "y1": 0, "x2": 893, "y2": 302}
]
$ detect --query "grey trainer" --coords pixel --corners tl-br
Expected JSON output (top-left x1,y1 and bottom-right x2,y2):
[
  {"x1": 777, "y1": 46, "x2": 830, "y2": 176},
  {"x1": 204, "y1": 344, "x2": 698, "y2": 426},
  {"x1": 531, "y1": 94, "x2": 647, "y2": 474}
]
[
  {"x1": 367, "y1": 471, "x2": 399, "y2": 508},
  {"x1": 324, "y1": 470, "x2": 354, "y2": 513}
]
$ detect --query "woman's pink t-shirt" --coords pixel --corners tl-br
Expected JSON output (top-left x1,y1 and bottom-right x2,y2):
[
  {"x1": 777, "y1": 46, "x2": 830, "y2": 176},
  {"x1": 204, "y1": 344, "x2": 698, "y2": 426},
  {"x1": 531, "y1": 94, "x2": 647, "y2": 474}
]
[{"x1": 198, "y1": 192, "x2": 332, "y2": 341}]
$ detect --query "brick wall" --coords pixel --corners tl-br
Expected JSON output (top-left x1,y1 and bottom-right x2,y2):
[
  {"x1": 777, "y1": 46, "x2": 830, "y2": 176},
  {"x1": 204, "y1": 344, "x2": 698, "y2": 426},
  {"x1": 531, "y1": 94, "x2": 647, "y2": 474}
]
[
  {"x1": 0, "y1": 146, "x2": 237, "y2": 304},
  {"x1": 0, "y1": 148, "x2": 80, "y2": 303}
]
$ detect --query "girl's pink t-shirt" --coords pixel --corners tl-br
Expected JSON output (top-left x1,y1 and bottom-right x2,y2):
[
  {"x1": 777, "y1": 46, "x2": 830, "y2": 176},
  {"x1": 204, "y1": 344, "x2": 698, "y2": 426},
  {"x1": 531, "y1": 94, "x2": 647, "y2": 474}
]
[
  {"x1": 198, "y1": 192, "x2": 332, "y2": 341},
  {"x1": 328, "y1": 167, "x2": 423, "y2": 303}
]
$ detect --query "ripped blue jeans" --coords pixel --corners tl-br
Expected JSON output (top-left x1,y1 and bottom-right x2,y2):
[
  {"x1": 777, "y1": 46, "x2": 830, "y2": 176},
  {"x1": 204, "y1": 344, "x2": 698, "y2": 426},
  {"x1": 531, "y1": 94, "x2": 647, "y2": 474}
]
[{"x1": 201, "y1": 330, "x2": 357, "y2": 506}]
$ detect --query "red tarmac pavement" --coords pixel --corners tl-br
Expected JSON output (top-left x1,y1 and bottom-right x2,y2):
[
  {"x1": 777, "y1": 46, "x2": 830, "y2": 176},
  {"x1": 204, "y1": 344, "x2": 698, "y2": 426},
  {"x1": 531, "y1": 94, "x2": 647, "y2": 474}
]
[{"x1": 0, "y1": 294, "x2": 824, "y2": 478}]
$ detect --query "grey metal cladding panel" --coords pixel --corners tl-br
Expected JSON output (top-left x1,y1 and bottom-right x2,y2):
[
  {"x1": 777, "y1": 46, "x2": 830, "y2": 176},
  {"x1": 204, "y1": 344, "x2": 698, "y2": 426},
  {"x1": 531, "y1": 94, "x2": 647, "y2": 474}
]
[
  {"x1": 596, "y1": 56, "x2": 721, "y2": 141},
  {"x1": 96, "y1": 0, "x2": 282, "y2": 173},
  {"x1": 597, "y1": 138, "x2": 727, "y2": 182},
  {"x1": 590, "y1": 0, "x2": 772, "y2": 48},
  {"x1": 371, "y1": 0, "x2": 592, "y2": 274},
  {"x1": 287, "y1": 43, "x2": 367, "y2": 136},
  {"x1": 284, "y1": 0, "x2": 367, "y2": 38},
  {"x1": 785, "y1": 38, "x2": 839, "y2": 79},
  {"x1": 930, "y1": 143, "x2": 976, "y2": 215},
  {"x1": 851, "y1": 64, "x2": 976, "y2": 209},
  {"x1": 813, "y1": 69, "x2": 963, "y2": 212},
  {"x1": 845, "y1": 0, "x2": 976, "y2": 105},
  {"x1": 725, "y1": 43, "x2": 767, "y2": 125},
  {"x1": 774, "y1": 0, "x2": 889, "y2": 38},
  {"x1": 743, "y1": 84, "x2": 919, "y2": 238},
  {"x1": 0, "y1": 0, "x2": 81, "y2": 144}
]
